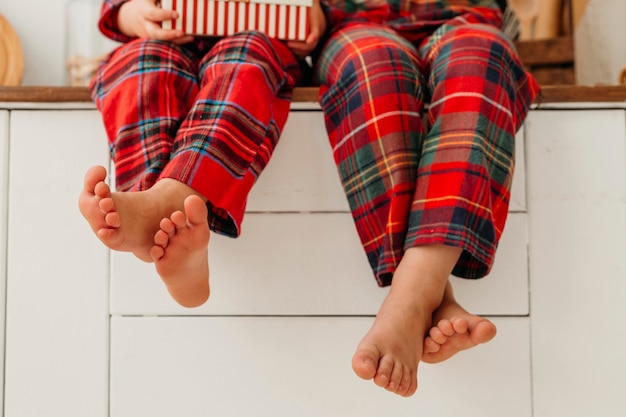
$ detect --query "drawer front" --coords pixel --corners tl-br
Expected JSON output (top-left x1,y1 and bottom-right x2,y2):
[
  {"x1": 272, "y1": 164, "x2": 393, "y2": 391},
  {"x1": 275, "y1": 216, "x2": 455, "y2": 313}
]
[
  {"x1": 111, "y1": 110, "x2": 528, "y2": 316},
  {"x1": 248, "y1": 112, "x2": 526, "y2": 213},
  {"x1": 111, "y1": 212, "x2": 528, "y2": 316},
  {"x1": 247, "y1": 111, "x2": 348, "y2": 212},
  {"x1": 5, "y1": 110, "x2": 110, "y2": 417},
  {"x1": 0, "y1": 110, "x2": 8, "y2": 415},
  {"x1": 0, "y1": 110, "x2": 8, "y2": 276},
  {"x1": 110, "y1": 316, "x2": 531, "y2": 417},
  {"x1": 527, "y1": 109, "x2": 626, "y2": 416}
]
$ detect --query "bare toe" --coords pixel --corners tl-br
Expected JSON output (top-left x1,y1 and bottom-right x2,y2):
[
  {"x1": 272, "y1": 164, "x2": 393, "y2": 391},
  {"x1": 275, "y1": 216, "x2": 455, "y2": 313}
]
[
  {"x1": 373, "y1": 355, "x2": 393, "y2": 388},
  {"x1": 83, "y1": 165, "x2": 107, "y2": 191},
  {"x1": 169, "y1": 210, "x2": 187, "y2": 229},
  {"x1": 94, "y1": 180, "x2": 111, "y2": 198},
  {"x1": 159, "y1": 217, "x2": 177, "y2": 236},
  {"x1": 423, "y1": 336, "x2": 441, "y2": 353},
  {"x1": 422, "y1": 281, "x2": 497, "y2": 364},
  {"x1": 387, "y1": 361, "x2": 403, "y2": 392},
  {"x1": 99, "y1": 196, "x2": 115, "y2": 213},
  {"x1": 472, "y1": 319, "x2": 497, "y2": 344},
  {"x1": 79, "y1": 166, "x2": 111, "y2": 233},
  {"x1": 152, "y1": 195, "x2": 210, "y2": 308},
  {"x1": 437, "y1": 319, "x2": 456, "y2": 337},
  {"x1": 149, "y1": 245, "x2": 165, "y2": 260},
  {"x1": 429, "y1": 327, "x2": 447, "y2": 344},
  {"x1": 451, "y1": 316, "x2": 470, "y2": 334},
  {"x1": 351, "y1": 347, "x2": 379, "y2": 381},
  {"x1": 104, "y1": 211, "x2": 121, "y2": 228},
  {"x1": 398, "y1": 365, "x2": 414, "y2": 396},
  {"x1": 153, "y1": 229, "x2": 170, "y2": 248}
]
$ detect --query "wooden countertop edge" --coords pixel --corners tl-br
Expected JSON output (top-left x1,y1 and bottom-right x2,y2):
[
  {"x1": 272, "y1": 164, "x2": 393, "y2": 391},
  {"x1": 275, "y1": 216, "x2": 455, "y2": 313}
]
[
  {"x1": 1, "y1": 85, "x2": 626, "y2": 104},
  {"x1": 0, "y1": 86, "x2": 322, "y2": 103}
]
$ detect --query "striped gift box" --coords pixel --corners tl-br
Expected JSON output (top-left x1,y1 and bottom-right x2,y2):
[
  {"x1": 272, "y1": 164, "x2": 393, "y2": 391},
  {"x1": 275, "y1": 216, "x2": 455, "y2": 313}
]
[{"x1": 161, "y1": 0, "x2": 311, "y2": 41}]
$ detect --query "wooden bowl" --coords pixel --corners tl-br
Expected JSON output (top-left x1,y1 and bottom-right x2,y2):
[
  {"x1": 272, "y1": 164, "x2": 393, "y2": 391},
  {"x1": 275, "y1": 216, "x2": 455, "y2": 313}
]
[{"x1": 0, "y1": 13, "x2": 25, "y2": 86}]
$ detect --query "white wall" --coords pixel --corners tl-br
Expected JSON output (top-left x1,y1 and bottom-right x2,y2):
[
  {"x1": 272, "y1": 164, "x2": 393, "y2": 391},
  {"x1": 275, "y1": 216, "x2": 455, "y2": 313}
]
[
  {"x1": 1, "y1": 0, "x2": 70, "y2": 86},
  {"x1": 575, "y1": 0, "x2": 626, "y2": 85},
  {"x1": 0, "y1": 0, "x2": 117, "y2": 86},
  {"x1": 1, "y1": 0, "x2": 626, "y2": 86}
]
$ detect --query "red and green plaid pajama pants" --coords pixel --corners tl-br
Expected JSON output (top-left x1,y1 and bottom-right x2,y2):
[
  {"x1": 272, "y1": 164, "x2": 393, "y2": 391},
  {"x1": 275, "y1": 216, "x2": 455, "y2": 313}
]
[
  {"x1": 315, "y1": 6, "x2": 540, "y2": 285},
  {"x1": 90, "y1": 33, "x2": 300, "y2": 237}
]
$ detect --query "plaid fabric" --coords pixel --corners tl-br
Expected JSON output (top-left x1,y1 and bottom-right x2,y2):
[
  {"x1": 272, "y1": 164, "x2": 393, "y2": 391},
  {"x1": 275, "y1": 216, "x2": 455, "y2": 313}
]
[
  {"x1": 90, "y1": 34, "x2": 300, "y2": 237},
  {"x1": 98, "y1": 0, "x2": 133, "y2": 43},
  {"x1": 315, "y1": 8, "x2": 539, "y2": 285},
  {"x1": 321, "y1": 0, "x2": 503, "y2": 42}
]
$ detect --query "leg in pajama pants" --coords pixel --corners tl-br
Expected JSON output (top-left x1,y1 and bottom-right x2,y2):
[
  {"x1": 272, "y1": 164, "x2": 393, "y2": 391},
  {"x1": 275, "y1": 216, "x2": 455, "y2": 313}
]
[
  {"x1": 316, "y1": 18, "x2": 538, "y2": 396},
  {"x1": 79, "y1": 33, "x2": 300, "y2": 307}
]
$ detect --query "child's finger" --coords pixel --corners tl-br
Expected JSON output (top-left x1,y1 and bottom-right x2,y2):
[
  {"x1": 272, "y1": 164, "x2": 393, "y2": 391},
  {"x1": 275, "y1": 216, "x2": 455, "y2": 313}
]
[
  {"x1": 287, "y1": 41, "x2": 312, "y2": 59},
  {"x1": 155, "y1": 29, "x2": 187, "y2": 41},
  {"x1": 145, "y1": 7, "x2": 179, "y2": 23},
  {"x1": 171, "y1": 35, "x2": 196, "y2": 45},
  {"x1": 306, "y1": 31, "x2": 320, "y2": 46},
  {"x1": 144, "y1": 22, "x2": 185, "y2": 40}
]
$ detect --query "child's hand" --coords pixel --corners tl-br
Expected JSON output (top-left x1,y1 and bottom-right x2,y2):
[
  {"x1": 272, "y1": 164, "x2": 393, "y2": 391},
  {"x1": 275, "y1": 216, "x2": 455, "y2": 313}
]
[
  {"x1": 287, "y1": 0, "x2": 326, "y2": 60},
  {"x1": 117, "y1": 0, "x2": 195, "y2": 44}
]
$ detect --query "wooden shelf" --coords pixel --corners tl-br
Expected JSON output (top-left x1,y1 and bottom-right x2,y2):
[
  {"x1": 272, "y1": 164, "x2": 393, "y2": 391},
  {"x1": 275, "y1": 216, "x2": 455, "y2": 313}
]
[
  {"x1": 0, "y1": 86, "x2": 320, "y2": 104},
  {"x1": 515, "y1": 37, "x2": 576, "y2": 85},
  {"x1": 2, "y1": 85, "x2": 626, "y2": 104}
]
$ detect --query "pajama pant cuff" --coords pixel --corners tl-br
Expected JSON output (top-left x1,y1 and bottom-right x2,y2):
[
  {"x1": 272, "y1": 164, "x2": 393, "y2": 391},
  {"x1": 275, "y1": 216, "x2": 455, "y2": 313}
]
[
  {"x1": 158, "y1": 151, "x2": 254, "y2": 238},
  {"x1": 374, "y1": 229, "x2": 493, "y2": 287},
  {"x1": 407, "y1": 231, "x2": 493, "y2": 280}
]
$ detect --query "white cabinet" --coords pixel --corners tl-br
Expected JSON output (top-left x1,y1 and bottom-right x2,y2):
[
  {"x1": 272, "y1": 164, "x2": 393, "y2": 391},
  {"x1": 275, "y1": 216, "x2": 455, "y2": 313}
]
[
  {"x1": 106, "y1": 109, "x2": 531, "y2": 416},
  {"x1": 247, "y1": 112, "x2": 527, "y2": 214},
  {"x1": 5, "y1": 101, "x2": 625, "y2": 417},
  {"x1": 111, "y1": 111, "x2": 529, "y2": 317},
  {"x1": 526, "y1": 109, "x2": 626, "y2": 416},
  {"x1": 110, "y1": 316, "x2": 531, "y2": 417},
  {"x1": 4, "y1": 110, "x2": 110, "y2": 417},
  {"x1": 110, "y1": 212, "x2": 529, "y2": 316},
  {"x1": 0, "y1": 105, "x2": 532, "y2": 417},
  {"x1": 0, "y1": 110, "x2": 9, "y2": 417}
]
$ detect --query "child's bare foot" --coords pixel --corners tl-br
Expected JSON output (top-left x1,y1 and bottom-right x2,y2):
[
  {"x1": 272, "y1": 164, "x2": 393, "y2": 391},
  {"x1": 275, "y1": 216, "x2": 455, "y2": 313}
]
[
  {"x1": 78, "y1": 165, "x2": 204, "y2": 262},
  {"x1": 78, "y1": 165, "x2": 112, "y2": 236},
  {"x1": 352, "y1": 245, "x2": 462, "y2": 397},
  {"x1": 150, "y1": 195, "x2": 210, "y2": 308},
  {"x1": 422, "y1": 281, "x2": 497, "y2": 364},
  {"x1": 352, "y1": 292, "x2": 426, "y2": 397}
]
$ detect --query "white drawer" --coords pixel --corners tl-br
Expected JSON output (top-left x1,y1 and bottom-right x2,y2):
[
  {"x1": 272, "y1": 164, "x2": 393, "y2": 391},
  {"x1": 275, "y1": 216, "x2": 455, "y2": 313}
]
[
  {"x1": 247, "y1": 111, "x2": 347, "y2": 212},
  {"x1": 527, "y1": 109, "x2": 626, "y2": 416},
  {"x1": 111, "y1": 110, "x2": 529, "y2": 316},
  {"x1": 110, "y1": 316, "x2": 531, "y2": 417},
  {"x1": 5, "y1": 110, "x2": 110, "y2": 417},
  {"x1": 248, "y1": 112, "x2": 526, "y2": 213},
  {"x1": 110, "y1": 212, "x2": 528, "y2": 316},
  {"x1": 0, "y1": 110, "x2": 8, "y2": 414},
  {"x1": 0, "y1": 110, "x2": 8, "y2": 274}
]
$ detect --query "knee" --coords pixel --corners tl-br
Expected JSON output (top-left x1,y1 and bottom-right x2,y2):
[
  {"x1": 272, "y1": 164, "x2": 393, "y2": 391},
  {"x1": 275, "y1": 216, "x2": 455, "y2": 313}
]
[
  {"x1": 105, "y1": 39, "x2": 196, "y2": 76},
  {"x1": 438, "y1": 23, "x2": 516, "y2": 59},
  {"x1": 428, "y1": 23, "x2": 525, "y2": 83},
  {"x1": 203, "y1": 31, "x2": 277, "y2": 65},
  {"x1": 199, "y1": 31, "x2": 287, "y2": 81},
  {"x1": 91, "y1": 39, "x2": 198, "y2": 100},
  {"x1": 212, "y1": 31, "x2": 275, "y2": 51},
  {"x1": 318, "y1": 24, "x2": 422, "y2": 86}
]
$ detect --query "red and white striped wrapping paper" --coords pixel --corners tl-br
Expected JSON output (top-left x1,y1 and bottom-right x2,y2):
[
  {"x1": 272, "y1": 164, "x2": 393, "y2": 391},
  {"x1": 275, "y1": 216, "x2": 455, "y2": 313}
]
[{"x1": 161, "y1": 0, "x2": 311, "y2": 41}]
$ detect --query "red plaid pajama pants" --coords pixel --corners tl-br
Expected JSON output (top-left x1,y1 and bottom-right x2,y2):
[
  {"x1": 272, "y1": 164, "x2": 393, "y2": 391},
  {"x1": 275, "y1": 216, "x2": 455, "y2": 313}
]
[
  {"x1": 90, "y1": 33, "x2": 300, "y2": 237},
  {"x1": 316, "y1": 8, "x2": 540, "y2": 285}
]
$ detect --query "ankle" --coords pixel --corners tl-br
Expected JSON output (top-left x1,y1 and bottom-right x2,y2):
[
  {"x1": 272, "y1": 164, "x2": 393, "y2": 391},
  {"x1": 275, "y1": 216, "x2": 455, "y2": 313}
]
[
  {"x1": 388, "y1": 246, "x2": 462, "y2": 313},
  {"x1": 148, "y1": 179, "x2": 203, "y2": 208},
  {"x1": 153, "y1": 178, "x2": 192, "y2": 195}
]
